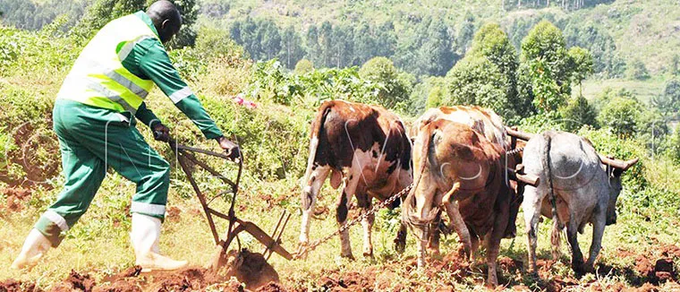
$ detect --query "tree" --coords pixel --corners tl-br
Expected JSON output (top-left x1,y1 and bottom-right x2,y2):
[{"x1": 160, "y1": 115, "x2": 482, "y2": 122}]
[
  {"x1": 598, "y1": 95, "x2": 642, "y2": 138},
  {"x1": 352, "y1": 22, "x2": 375, "y2": 66},
  {"x1": 560, "y1": 95, "x2": 598, "y2": 132},
  {"x1": 280, "y1": 25, "x2": 306, "y2": 69},
  {"x1": 332, "y1": 24, "x2": 353, "y2": 68},
  {"x1": 447, "y1": 57, "x2": 511, "y2": 119},
  {"x1": 652, "y1": 78, "x2": 680, "y2": 117},
  {"x1": 294, "y1": 59, "x2": 314, "y2": 74},
  {"x1": 359, "y1": 57, "x2": 411, "y2": 108},
  {"x1": 305, "y1": 25, "x2": 322, "y2": 67},
  {"x1": 567, "y1": 46, "x2": 593, "y2": 95},
  {"x1": 426, "y1": 86, "x2": 445, "y2": 108},
  {"x1": 418, "y1": 17, "x2": 455, "y2": 76},
  {"x1": 72, "y1": 0, "x2": 146, "y2": 41},
  {"x1": 259, "y1": 20, "x2": 281, "y2": 60},
  {"x1": 627, "y1": 58, "x2": 650, "y2": 80},
  {"x1": 456, "y1": 12, "x2": 475, "y2": 55},
  {"x1": 319, "y1": 21, "x2": 334, "y2": 67},
  {"x1": 467, "y1": 22, "x2": 524, "y2": 120},
  {"x1": 519, "y1": 20, "x2": 574, "y2": 116},
  {"x1": 164, "y1": 0, "x2": 199, "y2": 48},
  {"x1": 374, "y1": 21, "x2": 396, "y2": 58}
]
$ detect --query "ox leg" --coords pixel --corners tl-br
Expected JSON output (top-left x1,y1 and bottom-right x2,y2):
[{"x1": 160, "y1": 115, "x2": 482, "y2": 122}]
[
  {"x1": 483, "y1": 232, "x2": 501, "y2": 287},
  {"x1": 522, "y1": 186, "x2": 543, "y2": 274},
  {"x1": 356, "y1": 192, "x2": 374, "y2": 258},
  {"x1": 566, "y1": 220, "x2": 585, "y2": 275},
  {"x1": 394, "y1": 223, "x2": 407, "y2": 254},
  {"x1": 337, "y1": 174, "x2": 359, "y2": 259},
  {"x1": 300, "y1": 166, "x2": 331, "y2": 246},
  {"x1": 444, "y1": 200, "x2": 471, "y2": 260},
  {"x1": 585, "y1": 214, "x2": 606, "y2": 273},
  {"x1": 427, "y1": 211, "x2": 442, "y2": 256}
]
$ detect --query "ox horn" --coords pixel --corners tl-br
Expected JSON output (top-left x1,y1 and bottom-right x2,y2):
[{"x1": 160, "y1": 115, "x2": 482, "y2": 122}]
[{"x1": 599, "y1": 155, "x2": 639, "y2": 171}]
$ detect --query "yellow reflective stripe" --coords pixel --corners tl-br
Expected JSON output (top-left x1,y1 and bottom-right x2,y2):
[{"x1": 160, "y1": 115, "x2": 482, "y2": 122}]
[
  {"x1": 107, "y1": 69, "x2": 150, "y2": 98},
  {"x1": 85, "y1": 81, "x2": 138, "y2": 113}
]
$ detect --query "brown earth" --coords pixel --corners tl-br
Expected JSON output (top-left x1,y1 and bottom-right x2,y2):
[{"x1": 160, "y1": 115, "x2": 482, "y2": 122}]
[
  {"x1": 1, "y1": 187, "x2": 32, "y2": 212},
  {"x1": 4, "y1": 245, "x2": 680, "y2": 291}
]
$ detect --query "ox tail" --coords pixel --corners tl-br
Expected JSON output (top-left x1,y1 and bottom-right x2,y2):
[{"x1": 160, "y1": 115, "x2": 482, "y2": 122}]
[
  {"x1": 542, "y1": 132, "x2": 562, "y2": 258},
  {"x1": 303, "y1": 103, "x2": 333, "y2": 183}
]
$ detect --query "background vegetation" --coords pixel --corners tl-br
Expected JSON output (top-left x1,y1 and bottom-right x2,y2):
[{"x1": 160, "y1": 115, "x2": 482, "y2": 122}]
[{"x1": 1, "y1": 0, "x2": 680, "y2": 290}]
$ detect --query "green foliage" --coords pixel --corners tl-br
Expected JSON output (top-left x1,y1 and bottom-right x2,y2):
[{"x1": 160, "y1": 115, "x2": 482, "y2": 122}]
[
  {"x1": 164, "y1": 0, "x2": 199, "y2": 48},
  {"x1": 560, "y1": 95, "x2": 598, "y2": 132},
  {"x1": 519, "y1": 20, "x2": 576, "y2": 117},
  {"x1": 294, "y1": 59, "x2": 314, "y2": 74},
  {"x1": 426, "y1": 86, "x2": 445, "y2": 109},
  {"x1": 246, "y1": 59, "x2": 301, "y2": 105},
  {"x1": 280, "y1": 25, "x2": 306, "y2": 69},
  {"x1": 597, "y1": 95, "x2": 642, "y2": 138},
  {"x1": 450, "y1": 22, "x2": 523, "y2": 122},
  {"x1": 359, "y1": 57, "x2": 411, "y2": 109},
  {"x1": 408, "y1": 76, "x2": 447, "y2": 116},
  {"x1": 563, "y1": 22, "x2": 625, "y2": 78},
  {"x1": 0, "y1": 0, "x2": 85, "y2": 31},
  {"x1": 567, "y1": 46, "x2": 594, "y2": 91},
  {"x1": 651, "y1": 78, "x2": 680, "y2": 118},
  {"x1": 71, "y1": 0, "x2": 146, "y2": 41},
  {"x1": 626, "y1": 58, "x2": 650, "y2": 80},
  {"x1": 446, "y1": 57, "x2": 510, "y2": 119}
]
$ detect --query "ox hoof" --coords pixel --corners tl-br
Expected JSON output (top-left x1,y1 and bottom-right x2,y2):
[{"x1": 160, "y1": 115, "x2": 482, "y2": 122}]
[
  {"x1": 394, "y1": 239, "x2": 406, "y2": 254},
  {"x1": 340, "y1": 252, "x2": 355, "y2": 261},
  {"x1": 362, "y1": 251, "x2": 374, "y2": 258}
]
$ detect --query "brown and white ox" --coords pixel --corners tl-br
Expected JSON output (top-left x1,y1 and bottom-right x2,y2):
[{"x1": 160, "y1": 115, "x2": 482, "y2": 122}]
[
  {"x1": 299, "y1": 100, "x2": 412, "y2": 259},
  {"x1": 522, "y1": 131, "x2": 638, "y2": 275},
  {"x1": 404, "y1": 107, "x2": 516, "y2": 286}
]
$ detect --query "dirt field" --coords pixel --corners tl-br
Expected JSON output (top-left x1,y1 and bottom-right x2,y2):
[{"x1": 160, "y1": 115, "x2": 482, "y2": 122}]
[{"x1": 2, "y1": 241, "x2": 679, "y2": 292}]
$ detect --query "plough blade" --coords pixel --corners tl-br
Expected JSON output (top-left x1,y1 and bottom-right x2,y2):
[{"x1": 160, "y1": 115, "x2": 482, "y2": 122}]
[{"x1": 242, "y1": 220, "x2": 293, "y2": 261}]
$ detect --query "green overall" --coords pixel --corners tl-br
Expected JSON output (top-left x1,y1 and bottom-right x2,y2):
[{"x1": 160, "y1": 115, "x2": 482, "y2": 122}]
[{"x1": 36, "y1": 12, "x2": 223, "y2": 247}]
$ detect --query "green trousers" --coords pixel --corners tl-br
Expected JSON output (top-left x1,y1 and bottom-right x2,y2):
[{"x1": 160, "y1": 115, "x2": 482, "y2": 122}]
[{"x1": 36, "y1": 99, "x2": 170, "y2": 247}]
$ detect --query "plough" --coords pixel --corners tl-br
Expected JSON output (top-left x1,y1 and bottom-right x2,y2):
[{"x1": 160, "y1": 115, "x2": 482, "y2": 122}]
[{"x1": 165, "y1": 139, "x2": 293, "y2": 271}]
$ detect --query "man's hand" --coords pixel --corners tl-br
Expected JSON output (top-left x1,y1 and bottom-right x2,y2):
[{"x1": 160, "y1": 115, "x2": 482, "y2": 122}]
[
  {"x1": 217, "y1": 136, "x2": 240, "y2": 160},
  {"x1": 152, "y1": 123, "x2": 170, "y2": 142}
]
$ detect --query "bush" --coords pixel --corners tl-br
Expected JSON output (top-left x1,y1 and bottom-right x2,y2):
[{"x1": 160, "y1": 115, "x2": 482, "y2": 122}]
[
  {"x1": 294, "y1": 59, "x2": 314, "y2": 74},
  {"x1": 626, "y1": 59, "x2": 650, "y2": 80},
  {"x1": 560, "y1": 95, "x2": 599, "y2": 132},
  {"x1": 598, "y1": 95, "x2": 642, "y2": 138},
  {"x1": 359, "y1": 57, "x2": 411, "y2": 109}
]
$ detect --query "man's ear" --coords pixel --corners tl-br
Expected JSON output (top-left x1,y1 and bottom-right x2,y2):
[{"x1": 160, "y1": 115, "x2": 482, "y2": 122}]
[{"x1": 161, "y1": 19, "x2": 170, "y2": 31}]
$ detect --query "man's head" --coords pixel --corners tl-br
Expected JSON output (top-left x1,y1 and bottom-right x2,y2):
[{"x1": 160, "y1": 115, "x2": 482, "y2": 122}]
[{"x1": 146, "y1": 0, "x2": 182, "y2": 44}]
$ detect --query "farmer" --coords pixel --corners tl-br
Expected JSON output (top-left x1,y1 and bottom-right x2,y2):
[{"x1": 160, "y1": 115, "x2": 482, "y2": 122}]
[{"x1": 11, "y1": 0, "x2": 240, "y2": 271}]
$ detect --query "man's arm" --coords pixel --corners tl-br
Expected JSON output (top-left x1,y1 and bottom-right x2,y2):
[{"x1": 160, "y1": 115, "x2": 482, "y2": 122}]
[
  {"x1": 135, "y1": 102, "x2": 161, "y2": 128},
  {"x1": 138, "y1": 42, "x2": 224, "y2": 139}
]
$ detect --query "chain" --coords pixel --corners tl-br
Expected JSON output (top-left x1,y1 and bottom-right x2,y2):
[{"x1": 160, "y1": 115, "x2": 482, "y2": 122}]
[
  {"x1": 506, "y1": 147, "x2": 524, "y2": 156},
  {"x1": 293, "y1": 184, "x2": 413, "y2": 259}
]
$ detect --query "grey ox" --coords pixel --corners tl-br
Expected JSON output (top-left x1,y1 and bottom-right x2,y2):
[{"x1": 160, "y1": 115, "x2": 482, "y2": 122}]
[{"x1": 522, "y1": 130, "x2": 638, "y2": 275}]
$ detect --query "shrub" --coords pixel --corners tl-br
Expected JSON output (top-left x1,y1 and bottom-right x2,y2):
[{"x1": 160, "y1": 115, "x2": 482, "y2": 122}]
[{"x1": 294, "y1": 59, "x2": 314, "y2": 74}]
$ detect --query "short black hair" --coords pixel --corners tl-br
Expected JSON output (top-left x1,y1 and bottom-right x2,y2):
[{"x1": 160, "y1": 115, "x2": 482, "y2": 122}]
[{"x1": 146, "y1": 0, "x2": 182, "y2": 28}]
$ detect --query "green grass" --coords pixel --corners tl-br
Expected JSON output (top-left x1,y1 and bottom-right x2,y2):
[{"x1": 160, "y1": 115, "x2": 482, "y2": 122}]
[{"x1": 579, "y1": 78, "x2": 666, "y2": 103}]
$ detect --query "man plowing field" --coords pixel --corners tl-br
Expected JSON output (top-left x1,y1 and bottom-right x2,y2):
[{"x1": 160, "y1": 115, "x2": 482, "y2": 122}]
[{"x1": 11, "y1": 0, "x2": 240, "y2": 272}]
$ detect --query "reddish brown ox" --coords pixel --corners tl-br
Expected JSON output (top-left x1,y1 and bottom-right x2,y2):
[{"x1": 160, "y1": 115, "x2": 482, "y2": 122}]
[
  {"x1": 410, "y1": 106, "x2": 522, "y2": 254},
  {"x1": 299, "y1": 100, "x2": 412, "y2": 258},
  {"x1": 402, "y1": 119, "x2": 512, "y2": 286}
]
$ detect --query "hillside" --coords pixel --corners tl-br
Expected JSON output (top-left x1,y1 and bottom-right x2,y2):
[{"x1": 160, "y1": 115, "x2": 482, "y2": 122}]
[{"x1": 1, "y1": 0, "x2": 680, "y2": 290}]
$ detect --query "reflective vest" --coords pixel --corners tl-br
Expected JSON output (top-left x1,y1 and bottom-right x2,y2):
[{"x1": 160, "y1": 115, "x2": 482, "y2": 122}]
[{"x1": 57, "y1": 14, "x2": 160, "y2": 114}]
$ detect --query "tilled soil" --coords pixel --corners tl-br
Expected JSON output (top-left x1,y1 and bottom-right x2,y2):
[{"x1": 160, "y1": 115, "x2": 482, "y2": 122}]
[
  {"x1": 3, "y1": 245, "x2": 680, "y2": 291},
  {"x1": 0, "y1": 250, "x2": 283, "y2": 292}
]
